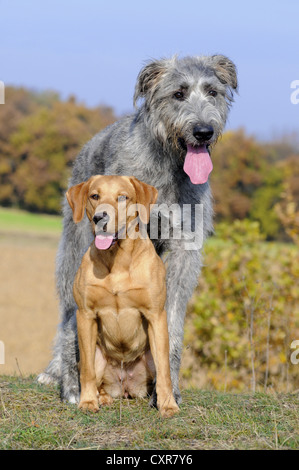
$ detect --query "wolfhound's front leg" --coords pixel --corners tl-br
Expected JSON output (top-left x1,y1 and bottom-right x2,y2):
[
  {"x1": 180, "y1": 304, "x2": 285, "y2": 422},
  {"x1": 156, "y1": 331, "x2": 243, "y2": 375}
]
[
  {"x1": 148, "y1": 242, "x2": 202, "y2": 407},
  {"x1": 165, "y1": 246, "x2": 202, "y2": 404}
]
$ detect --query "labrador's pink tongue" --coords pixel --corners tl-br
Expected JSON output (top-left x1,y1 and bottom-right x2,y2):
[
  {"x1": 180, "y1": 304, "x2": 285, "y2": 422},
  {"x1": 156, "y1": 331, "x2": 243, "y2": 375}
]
[
  {"x1": 183, "y1": 145, "x2": 213, "y2": 184},
  {"x1": 95, "y1": 234, "x2": 114, "y2": 250}
]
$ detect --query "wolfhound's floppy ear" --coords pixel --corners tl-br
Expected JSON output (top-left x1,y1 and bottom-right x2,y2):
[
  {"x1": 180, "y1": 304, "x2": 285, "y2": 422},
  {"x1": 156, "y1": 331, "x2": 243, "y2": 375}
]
[
  {"x1": 210, "y1": 55, "x2": 238, "y2": 91},
  {"x1": 66, "y1": 181, "x2": 90, "y2": 224},
  {"x1": 133, "y1": 59, "x2": 170, "y2": 108},
  {"x1": 129, "y1": 176, "x2": 158, "y2": 224}
]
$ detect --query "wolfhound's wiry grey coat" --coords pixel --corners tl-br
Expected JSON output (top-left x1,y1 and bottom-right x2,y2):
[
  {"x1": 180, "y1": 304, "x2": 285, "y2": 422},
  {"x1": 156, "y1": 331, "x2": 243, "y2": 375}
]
[{"x1": 38, "y1": 55, "x2": 238, "y2": 404}]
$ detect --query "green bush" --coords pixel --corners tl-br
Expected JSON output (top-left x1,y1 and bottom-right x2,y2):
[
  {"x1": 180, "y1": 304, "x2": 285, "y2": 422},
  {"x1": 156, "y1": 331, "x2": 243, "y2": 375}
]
[{"x1": 182, "y1": 219, "x2": 299, "y2": 392}]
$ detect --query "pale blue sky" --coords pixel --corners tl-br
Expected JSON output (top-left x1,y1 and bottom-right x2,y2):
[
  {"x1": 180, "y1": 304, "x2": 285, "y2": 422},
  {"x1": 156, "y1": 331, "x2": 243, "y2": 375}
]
[{"x1": 1, "y1": 0, "x2": 298, "y2": 139}]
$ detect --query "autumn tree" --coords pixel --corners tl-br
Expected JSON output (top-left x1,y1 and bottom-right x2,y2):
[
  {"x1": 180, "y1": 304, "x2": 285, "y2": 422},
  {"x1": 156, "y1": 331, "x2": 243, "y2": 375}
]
[
  {"x1": 0, "y1": 91, "x2": 115, "y2": 213},
  {"x1": 211, "y1": 129, "x2": 285, "y2": 239}
]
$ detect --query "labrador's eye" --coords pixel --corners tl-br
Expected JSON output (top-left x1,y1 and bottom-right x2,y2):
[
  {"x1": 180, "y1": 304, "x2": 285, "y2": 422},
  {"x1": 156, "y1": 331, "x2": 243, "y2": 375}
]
[
  {"x1": 90, "y1": 194, "x2": 99, "y2": 200},
  {"x1": 118, "y1": 195, "x2": 128, "y2": 202}
]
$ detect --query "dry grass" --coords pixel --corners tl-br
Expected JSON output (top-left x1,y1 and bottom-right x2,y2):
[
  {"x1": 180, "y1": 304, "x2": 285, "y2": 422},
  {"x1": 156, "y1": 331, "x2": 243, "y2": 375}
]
[{"x1": 0, "y1": 375, "x2": 298, "y2": 450}]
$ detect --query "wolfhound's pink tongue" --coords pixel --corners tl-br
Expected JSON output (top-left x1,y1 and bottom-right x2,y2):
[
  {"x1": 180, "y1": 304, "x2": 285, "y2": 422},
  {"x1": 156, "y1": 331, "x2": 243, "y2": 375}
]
[
  {"x1": 183, "y1": 145, "x2": 213, "y2": 184},
  {"x1": 95, "y1": 234, "x2": 114, "y2": 250}
]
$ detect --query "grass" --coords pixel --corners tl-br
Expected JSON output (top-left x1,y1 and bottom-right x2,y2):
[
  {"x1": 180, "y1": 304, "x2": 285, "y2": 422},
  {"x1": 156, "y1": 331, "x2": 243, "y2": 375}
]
[
  {"x1": 0, "y1": 207, "x2": 62, "y2": 235},
  {"x1": 0, "y1": 376, "x2": 298, "y2": 450}
]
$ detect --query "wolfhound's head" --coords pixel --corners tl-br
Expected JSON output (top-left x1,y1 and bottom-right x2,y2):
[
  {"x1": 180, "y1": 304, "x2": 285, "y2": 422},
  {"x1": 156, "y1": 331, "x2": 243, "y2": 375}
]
[{"x1": 134, "y1": 55, "x2": 238, "y2": 184}]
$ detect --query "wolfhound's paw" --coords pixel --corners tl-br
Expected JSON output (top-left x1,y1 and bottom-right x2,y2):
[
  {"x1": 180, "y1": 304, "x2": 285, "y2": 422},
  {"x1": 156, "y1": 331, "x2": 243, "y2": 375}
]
[
  {"x1": 173, "y1": 389, "x2": 182, "y2": 405},
  {"x1": 67, "y1": 394, "x2": 80, "y2": 405},
  {"x1": 61, "y1": 388, "x2": 80, "y2": 405},
  {"x1": 149, "y1": 389, "x2": 157, "y2": 409},
  {"x1": 37, "y1": 372, "x2": 58, "y2": 386}
]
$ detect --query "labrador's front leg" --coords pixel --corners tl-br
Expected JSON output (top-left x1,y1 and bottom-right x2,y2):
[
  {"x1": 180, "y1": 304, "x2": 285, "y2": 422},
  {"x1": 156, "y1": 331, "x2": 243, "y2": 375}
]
[
  {"x1": 148, "y1": 310, "x2": 180, "y2": 418},
  {"x1": 76, "y1": 309, "x2": 99, "y2": 412}
]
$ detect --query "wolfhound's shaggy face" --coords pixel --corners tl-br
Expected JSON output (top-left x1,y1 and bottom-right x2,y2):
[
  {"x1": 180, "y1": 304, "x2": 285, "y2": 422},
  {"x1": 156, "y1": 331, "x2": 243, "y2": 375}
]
[{"x1": 134, "y1": 55, "x2": 238, "y2": 153}]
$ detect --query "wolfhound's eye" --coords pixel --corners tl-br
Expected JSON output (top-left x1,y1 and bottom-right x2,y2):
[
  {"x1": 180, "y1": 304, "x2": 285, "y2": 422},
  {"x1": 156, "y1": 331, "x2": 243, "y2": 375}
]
[
  {"x1": 173, "y1": 91, "x2": 185, "y2": 101},
  {"x1": 90, "y1": 194, "x2": 99, "y2": 200},
  {"x1": 208, "y1": 90, "x2": 217, "y2": 97}
]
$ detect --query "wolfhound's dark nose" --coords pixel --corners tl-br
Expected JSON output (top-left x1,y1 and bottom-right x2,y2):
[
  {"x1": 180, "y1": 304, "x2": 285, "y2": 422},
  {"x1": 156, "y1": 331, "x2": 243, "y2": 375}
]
[{"x1": 193, "y1": 125, "x2": 214, "y2": 142}]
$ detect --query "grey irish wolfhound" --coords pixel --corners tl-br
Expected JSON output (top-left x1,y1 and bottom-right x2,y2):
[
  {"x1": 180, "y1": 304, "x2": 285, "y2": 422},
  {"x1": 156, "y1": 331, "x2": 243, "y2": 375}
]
[{"x1": 38, "y1": 54, "x2": 238, "y2": 405}]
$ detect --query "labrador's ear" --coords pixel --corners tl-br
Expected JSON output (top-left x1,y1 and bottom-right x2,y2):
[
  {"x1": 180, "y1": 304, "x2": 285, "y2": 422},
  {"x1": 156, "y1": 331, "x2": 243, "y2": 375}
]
[
  {"x1": 66, "y1": 181, "x2": 90, "y2": 223},
  {"x1": 129, "y1": 176, "x2": 158, "y2": 224}
]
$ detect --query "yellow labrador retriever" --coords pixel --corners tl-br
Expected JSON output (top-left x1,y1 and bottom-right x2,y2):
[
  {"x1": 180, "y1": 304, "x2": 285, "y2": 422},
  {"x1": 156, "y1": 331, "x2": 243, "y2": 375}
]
[{"x1": 66, "y1": 174, "x2": 179, "y2": 418}]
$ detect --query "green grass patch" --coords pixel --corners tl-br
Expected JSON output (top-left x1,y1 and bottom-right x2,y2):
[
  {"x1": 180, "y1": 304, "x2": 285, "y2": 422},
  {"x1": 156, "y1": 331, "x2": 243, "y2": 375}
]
[
  {"x1": 0, "y1": 376, "x2": 298, "y2": 450},
  {"x1": 0, "y1": 207, "x2": 62, "y2": 234}
]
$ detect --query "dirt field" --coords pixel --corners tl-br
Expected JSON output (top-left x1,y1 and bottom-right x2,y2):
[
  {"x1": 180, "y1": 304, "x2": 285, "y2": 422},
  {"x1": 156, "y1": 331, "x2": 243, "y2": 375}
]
[{"x1": 0, "y1": 231, "x2": 60, "y2": 376}]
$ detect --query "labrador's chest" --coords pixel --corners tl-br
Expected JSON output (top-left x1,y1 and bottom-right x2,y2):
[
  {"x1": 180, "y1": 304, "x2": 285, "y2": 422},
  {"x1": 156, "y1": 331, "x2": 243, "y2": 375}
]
[
  {"x1": 89, "y1": 270, "x2": 151, "y2": 312},
  {"x1": 86, "y1": 270, "x2": 151, "y2": 362}
]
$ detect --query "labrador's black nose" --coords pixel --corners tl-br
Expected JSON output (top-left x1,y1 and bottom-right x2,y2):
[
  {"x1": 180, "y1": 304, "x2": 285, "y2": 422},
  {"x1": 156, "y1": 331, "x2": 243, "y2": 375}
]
[{"x1": 93, "y1": 212, "x2": 110, "y2": 225}]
